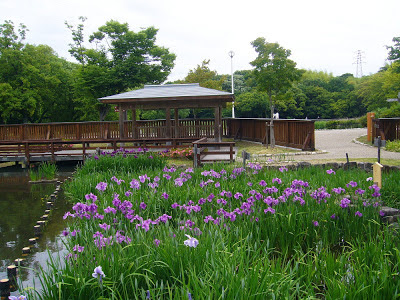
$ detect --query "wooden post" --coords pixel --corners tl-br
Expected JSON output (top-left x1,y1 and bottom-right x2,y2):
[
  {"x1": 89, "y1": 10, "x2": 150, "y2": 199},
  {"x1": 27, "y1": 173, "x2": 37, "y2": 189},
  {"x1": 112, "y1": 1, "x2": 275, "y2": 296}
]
[
  {"x1": 165, "y1": 108, "x2": 171, "y2": 139},
  {"x1": 193, "y1": 144, "x2": 198, "y2": 168},
  {"x1": 367, "y1": 112, "x2": 375, "y2": 142},
  {"x1": 14, "y1": 259, "x2": 24, "y2": 266},
  {"x1": 24, "y1": 142, "x2": 30, "y2": 166},
  {"x1": 76, "y1": 123, "x2": 81, "y2": 140},
  {"x1": 377, "y1": 136, "x2": 382, "y2": 163},
  {"x1": 34, "y1": 225, "x2": 41, "y2": 236},
  {"x1": 174, "y1": 108, "x2": 179, "y2": 138},
  {"x1": 119, "y1": 104, "x2": 124, "y2": 139},
  {"x1": 0, "y1": 279, "x2": 10, "y2": 298},
  {"x1": 132, "y1": 108, "x2": 137, "y2": 139},
  {"x1": 7, "y1": 265, "x2": 17, "y2": 288},
  {"x1": 214, "y1": 106, "x2": 222, "y2": 142},
  {"x1": 242, "y1": 150, "x2": 250, "y2": 169},
  {"x1": 51, "y1": 142, "x2": 55, "y2": 162},
  {"x1": 373, "y1": 162, "x2": 383, "y2": 189}
]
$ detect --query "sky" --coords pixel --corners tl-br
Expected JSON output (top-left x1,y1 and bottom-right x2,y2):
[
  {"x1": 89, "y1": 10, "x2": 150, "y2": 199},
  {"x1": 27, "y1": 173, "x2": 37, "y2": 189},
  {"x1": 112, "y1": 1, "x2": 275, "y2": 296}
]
[{"x1": 1, "y1": 0, "x2": 400, "y2": 82}]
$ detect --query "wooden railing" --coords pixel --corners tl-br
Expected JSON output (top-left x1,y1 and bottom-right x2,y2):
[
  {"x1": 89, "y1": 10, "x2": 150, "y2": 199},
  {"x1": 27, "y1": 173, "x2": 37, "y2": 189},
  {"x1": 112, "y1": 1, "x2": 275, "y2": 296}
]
[
  {"x1": 0, "y1": 138, "x2": 200, "y2": 164},
  {"x1": 0, "y1": 119, "x2": 223, "y2": 141},
  {"x1": 192, "y1": 137, "x2": 235, "y2": 167},
  {"x1": 373, "y1": 118, "x2": 400, "y2": 141},
  {"x1": 225, "y1": 118, "x2": 315, "y2": 151},
  {"x1": 0, "y1": 118, "x2": 314, "y2": 150}
]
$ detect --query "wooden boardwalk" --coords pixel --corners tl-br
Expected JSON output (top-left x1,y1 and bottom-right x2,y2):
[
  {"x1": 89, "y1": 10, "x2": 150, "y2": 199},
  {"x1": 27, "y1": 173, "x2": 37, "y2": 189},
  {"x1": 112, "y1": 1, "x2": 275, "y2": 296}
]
[{"x1": 0, "y1": 118, "x2": 314, "y2": 165}]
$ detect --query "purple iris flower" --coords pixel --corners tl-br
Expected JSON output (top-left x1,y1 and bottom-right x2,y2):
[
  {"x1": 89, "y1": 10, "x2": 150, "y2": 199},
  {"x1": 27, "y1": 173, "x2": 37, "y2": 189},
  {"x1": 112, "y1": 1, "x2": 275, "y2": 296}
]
[
  {"x1": 184, "y1": 234, "x2": 199, "y2": 248},
  {"x1": 153, "y1": 239, "x2": 161, "y2": 247},
  {"x1": 95, "y1": 182, "x2": 107, "y2": 192},
  {"x1": 92, "y1": 266, "x2": 105, "y2": 282}
]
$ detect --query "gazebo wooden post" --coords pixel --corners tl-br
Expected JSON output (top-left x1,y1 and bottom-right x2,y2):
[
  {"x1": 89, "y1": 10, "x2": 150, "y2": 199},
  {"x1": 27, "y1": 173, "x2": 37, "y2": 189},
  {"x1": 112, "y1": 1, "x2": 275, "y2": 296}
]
[
  {"x1": 214, "y1": 105, "x2": 222, "y2": 142},
  {"x1": 174, "y1": 108, "x2": 179, "y2": 139},
  {"x1": 165, "y1": 107, "x2": 172, "y2": 144},
  {"x1": 119, "y1": 104, "x2": 125, "y2": 139},
  {"x1": 132, "y1": 107, "x2": 137, "y2": 139}
]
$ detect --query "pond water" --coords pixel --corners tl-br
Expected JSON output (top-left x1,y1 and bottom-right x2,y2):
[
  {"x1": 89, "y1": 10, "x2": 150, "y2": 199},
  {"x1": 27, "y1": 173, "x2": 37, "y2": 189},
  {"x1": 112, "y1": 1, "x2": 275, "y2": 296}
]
[{"x1": 0, "y1": 164, "x2": 74, "y2": 296}]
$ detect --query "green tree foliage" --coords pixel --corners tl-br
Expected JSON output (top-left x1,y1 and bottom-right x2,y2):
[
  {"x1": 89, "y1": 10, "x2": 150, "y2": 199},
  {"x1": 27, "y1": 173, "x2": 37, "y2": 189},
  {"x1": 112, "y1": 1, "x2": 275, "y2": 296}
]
[
  {"x1": 66, "y1": 18, "x2": 176, "y2": 120},
  {"x1": 183, "y1": 59, "x2": 225, "y2": 90},
  {"x1": 356, "y1": 64, "x2": 400, "y2": 112},
  {"x1": 387, "y1": 36, "x2": 400, "y2": 62},
  {"x1": 0, "y1": 21, "x2": 76, "y2": 124},
  {"x1": 235, "y1": 92, "x2": 269, "y2": 118},
  {"x1": 250, "y1": 37, "x2": 303, "y2": 146}
]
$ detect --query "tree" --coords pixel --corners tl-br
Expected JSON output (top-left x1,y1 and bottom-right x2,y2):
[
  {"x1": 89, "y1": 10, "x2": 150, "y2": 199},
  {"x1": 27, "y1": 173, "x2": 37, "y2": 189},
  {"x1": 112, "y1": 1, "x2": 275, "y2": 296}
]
[
  {"x1": 0, "y1": 20, "x2": 27, "y2": 52},
  {"x1": 183, "y1": 59, "x2": 225, "y2": 90},
  {"x1": 66, "y1": 18, "x2": 176, "y2": 120},
  {"x1": 235, "y1": 91, "x2": 269, "y2": 118},
  {"x1": 250, "y1": 37, "x2": 303, "y2": 147},
  {"x1": 0, "y1": 21, "x2": 76, "y2": 124},
  {"x1": 387, "y1": 36, "x2": 400, "y2": 62}
]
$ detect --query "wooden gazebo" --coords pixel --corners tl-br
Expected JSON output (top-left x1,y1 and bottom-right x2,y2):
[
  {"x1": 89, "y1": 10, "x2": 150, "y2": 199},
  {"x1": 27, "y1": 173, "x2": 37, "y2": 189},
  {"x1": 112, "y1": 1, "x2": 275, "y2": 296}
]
[{"x1": 99, "y1": 83, "x2": 234, "y2": 142}]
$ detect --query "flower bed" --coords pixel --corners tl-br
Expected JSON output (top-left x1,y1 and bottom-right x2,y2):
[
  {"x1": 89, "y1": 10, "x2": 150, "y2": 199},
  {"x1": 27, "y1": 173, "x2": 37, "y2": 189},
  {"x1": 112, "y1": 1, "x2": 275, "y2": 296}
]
[{"x1": 25, "y1": 152, "x2": 400, "y2": 299}]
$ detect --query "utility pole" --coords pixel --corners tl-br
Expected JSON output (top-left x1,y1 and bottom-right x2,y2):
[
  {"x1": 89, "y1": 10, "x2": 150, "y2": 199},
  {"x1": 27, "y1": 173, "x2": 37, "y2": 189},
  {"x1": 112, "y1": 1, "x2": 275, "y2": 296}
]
[{"x1": 229, "y1": 50, "x2": 235, "y2": 118}]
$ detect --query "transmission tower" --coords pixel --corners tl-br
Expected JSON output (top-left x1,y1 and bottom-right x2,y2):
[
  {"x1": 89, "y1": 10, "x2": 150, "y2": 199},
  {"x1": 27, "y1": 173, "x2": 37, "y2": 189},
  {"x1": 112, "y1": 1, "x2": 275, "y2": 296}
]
[{"x1": 353, "y1": 50, "x2": 365, "y2": 78}]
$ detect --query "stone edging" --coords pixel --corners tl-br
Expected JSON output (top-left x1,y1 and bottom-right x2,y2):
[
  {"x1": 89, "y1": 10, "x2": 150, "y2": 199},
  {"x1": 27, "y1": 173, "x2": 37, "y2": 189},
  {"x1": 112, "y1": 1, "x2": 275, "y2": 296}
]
[{"x1": 352, "y1": 138, "x2": 376, "y2": 149}]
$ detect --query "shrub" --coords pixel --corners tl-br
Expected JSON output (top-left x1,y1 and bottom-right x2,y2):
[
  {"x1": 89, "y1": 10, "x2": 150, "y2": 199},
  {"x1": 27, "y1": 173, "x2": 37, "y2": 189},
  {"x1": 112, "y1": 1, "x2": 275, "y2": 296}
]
[
  {"x1": 160, "y1": 147, "x2": 194, "y2": 160},
  {"x1": 386, "y1": 140, "x2": 400, "y2": 152}
]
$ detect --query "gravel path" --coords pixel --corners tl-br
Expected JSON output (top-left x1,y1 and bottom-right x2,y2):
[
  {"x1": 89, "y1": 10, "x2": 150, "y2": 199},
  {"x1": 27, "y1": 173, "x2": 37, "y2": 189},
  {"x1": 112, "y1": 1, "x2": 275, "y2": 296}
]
[{"x1": 293, "y1": 128, "x2": 400, "y2": 161}]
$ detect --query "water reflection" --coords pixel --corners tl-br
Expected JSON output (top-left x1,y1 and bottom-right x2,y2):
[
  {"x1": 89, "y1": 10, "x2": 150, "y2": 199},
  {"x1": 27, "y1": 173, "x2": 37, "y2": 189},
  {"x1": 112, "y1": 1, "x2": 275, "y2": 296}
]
[{"x1": 0, "y1": 164, "x2": 74, "y2": 295}]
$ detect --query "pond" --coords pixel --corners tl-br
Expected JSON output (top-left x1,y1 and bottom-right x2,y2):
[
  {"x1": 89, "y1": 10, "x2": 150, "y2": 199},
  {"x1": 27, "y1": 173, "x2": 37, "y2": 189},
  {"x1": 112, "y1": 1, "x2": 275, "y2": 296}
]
[{"x1": 0, "y1": 163, "x2": 74, "y2": 296}]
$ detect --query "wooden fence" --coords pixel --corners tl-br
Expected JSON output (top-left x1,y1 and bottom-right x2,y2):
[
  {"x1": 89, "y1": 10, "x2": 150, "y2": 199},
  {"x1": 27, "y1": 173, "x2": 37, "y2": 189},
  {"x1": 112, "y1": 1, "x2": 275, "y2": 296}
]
[
  {"x1": 373, "y1": 118, "x2": 400, "y2": 141},
  {"x1": 225, "y1": 118, "x2": 315, "y2": 150},
  {"x1": 0, "y1": 118, "x2": 314, "y2": 150}
]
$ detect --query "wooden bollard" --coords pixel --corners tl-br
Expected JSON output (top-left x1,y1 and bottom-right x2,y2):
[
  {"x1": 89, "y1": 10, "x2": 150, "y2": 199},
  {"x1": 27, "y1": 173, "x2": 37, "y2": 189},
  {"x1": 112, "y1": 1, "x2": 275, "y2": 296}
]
[
  {"x1": 22, "y1": 247, "x2": 30, "y2": 254},
  {"x1": 0, "y1": 278, "x2": 10, "y2": 297},
  {"x1": 14, "y1": 259, "x2": 24, "y2": 266},
  {"x1": 37, "y1": 220, "x2": 46, "y2": 227},
  {"x1": 373, "y1": 162, "x2": 383, "y2": 189},
  {"x1": 29, "y1": 238, "x2": 37, "y2": 244},
  {"x1": 44, "y1": 209, "x2": 51, "y2": 215},
  {"x1": 7, "y1": 265, "x2": 17, "y2": 289},
  {"x1": 34, "y1": 225, "x2": 41, "y2": 236},
  {"x1": 41, "y1": 214, "x2": 48, "y2": 220},
  {"x1": 46, "y1": 202, "x2": 53, "y2": 209},
  {"x1": 50, "y1": 194, "x2": 56, "y2": 201}
]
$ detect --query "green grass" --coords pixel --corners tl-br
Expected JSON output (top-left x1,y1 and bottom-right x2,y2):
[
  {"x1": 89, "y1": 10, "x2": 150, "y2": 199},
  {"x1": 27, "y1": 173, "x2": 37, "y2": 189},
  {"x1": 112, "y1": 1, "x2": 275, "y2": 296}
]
[
  {"x1": 28, "y1": 162, "x2": 58, "y2": 181},
  {"x1": 23, "y1": 152, "x2": 400, "y2": 299}
]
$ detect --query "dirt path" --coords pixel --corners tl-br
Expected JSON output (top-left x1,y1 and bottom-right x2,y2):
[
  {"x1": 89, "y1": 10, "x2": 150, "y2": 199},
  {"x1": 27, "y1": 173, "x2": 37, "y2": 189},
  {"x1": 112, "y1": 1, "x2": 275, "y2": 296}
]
[{"x1": 293, "y1": 128, "x2": 400, "y2": 161}]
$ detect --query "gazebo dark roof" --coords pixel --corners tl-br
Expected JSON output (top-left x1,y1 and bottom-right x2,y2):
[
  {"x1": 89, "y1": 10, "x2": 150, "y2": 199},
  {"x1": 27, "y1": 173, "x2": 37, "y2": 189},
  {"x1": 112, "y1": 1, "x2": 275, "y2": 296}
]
[{"x1": 99, "y1": 83, "x2": 233, "y2": 105}]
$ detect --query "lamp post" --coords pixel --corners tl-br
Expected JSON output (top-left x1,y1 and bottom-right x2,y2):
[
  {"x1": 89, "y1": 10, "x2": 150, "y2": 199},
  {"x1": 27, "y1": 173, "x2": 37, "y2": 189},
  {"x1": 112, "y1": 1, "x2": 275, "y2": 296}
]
[{"x1": 229, "y1": 50, "x2": 235, "y2": 118}]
